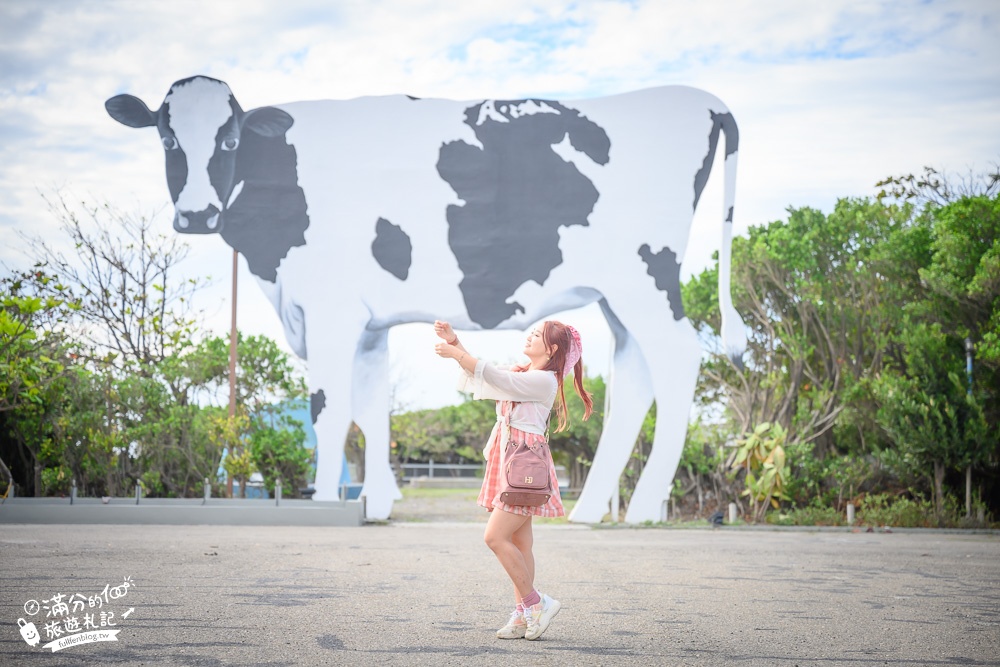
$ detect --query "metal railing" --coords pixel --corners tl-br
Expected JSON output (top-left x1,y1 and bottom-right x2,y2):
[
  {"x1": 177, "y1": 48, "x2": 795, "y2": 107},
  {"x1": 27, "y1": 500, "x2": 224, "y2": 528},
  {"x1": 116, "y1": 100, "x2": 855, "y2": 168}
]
[{"x1": 400, "y1": 461, "x2": 482, "y2": 480}]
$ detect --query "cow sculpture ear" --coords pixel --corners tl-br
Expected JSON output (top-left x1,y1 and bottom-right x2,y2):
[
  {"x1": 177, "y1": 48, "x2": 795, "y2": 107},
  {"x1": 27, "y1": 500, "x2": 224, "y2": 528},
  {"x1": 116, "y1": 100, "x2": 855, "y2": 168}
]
[
  {"x1": 242, "y1": 106, "x2": 294, "y2": 137},
  {"x1": 105, "y1": 94, "x2": 157, "y2": 128}
]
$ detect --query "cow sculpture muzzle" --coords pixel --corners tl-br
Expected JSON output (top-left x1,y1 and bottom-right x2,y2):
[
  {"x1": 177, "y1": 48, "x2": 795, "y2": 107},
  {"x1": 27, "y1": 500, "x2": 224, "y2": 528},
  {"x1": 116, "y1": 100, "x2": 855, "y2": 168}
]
[{"x1": 174, "y1": 204, "x2": 221, "y2": 233}]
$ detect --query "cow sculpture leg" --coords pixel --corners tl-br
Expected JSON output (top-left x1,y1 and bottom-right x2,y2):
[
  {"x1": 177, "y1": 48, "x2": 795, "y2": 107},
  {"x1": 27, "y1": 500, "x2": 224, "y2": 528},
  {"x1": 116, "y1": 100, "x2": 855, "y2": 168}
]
[
  {"x1": 310, "y1": 377, "x2": 354, "y2": 504},
  {"x1": 568, "y1": 301, "x2": 654, "y2": 523},
  {"x1": 308, "y1": 305, "x2": 370, "y2": 504},
  {"x1": 622, "y1": 314, "x2": 702, "y2": 524},
  {"x1": 351, "y1": 328, "x2": 402, "y2": 520}
]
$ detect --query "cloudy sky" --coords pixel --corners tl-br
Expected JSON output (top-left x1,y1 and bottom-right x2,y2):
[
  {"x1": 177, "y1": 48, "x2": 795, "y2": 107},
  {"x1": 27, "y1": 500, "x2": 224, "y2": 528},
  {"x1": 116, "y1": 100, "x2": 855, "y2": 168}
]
[{"x1": 1, "y1": 0, "x2": 998, "y2": 410}]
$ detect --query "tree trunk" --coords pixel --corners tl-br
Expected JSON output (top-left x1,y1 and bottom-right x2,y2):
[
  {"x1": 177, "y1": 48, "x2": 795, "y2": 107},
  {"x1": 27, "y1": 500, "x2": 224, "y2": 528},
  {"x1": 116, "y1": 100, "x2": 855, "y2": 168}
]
[
  {"x1": 965, "y1": 465, "x2": 972, "y2": 518},
  {"x1": 571, "y1": 458, "x2": 588, "y2": 492},
  {"x1": 758, "y1": 491, "x2": 773, "y2": 524},
  {"x1": 933, "y1": 461, "x2": 946, "y2": 517},
  {"x1": 0, "y1": 456, "x2": 12, "y2": 496}
]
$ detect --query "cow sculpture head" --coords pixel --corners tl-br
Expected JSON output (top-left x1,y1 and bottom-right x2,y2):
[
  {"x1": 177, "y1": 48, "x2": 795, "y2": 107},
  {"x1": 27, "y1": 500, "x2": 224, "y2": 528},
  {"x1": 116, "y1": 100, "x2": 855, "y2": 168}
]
[{"x1": 106, "y1": 76, "x2": 293, "y2": 234}]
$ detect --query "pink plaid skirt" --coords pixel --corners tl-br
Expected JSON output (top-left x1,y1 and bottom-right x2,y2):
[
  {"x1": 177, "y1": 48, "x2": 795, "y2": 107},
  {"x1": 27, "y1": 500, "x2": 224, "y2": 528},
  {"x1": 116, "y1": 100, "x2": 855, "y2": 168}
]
[{"x1": 478, "y1": 421, "x2": 565, "y2": 518}]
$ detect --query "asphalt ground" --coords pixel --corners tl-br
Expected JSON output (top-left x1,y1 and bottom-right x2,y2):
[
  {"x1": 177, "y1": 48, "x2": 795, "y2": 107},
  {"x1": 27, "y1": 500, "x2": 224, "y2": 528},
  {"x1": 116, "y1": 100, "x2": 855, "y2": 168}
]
[{"x1": 1, "y1": 508, "x2": 998, "y2": 666}]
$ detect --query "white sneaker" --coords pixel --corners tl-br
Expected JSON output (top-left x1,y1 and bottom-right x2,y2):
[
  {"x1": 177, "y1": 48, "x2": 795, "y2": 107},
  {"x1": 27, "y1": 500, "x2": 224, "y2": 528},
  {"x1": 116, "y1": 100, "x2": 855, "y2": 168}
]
[
  {"x1": 496, "y1": 608, "x2": 526, "y2": 639},
  {"x1": 524, "y1": 593, "x2": 561, "y2": 640}
]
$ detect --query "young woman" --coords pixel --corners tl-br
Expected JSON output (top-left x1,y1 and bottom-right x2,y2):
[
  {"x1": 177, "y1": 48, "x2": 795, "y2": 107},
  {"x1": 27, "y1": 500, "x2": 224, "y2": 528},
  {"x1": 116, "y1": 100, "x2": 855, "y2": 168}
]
[{"x1": 434, "y1": 319, "x2": 593, "y2": 641}]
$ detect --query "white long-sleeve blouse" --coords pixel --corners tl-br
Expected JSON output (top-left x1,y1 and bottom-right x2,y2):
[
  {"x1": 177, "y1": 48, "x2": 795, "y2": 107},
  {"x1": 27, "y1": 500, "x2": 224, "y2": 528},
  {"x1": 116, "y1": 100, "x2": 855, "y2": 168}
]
[{"x1": 458, "y1": 360, "x2": 557, "y2": 459}]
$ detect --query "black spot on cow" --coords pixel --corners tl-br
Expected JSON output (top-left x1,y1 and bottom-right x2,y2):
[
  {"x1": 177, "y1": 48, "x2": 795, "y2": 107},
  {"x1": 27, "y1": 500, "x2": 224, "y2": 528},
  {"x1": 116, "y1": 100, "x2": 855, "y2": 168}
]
[
  {"x1": 221, "y1": 119, "x2": 310, "y2": 282},
  {"x1": 159, "y1": 115, "x2": 189, "y2": 205},
  {"x1": 692, "y1": 111, "x2": 738, "y2": 212},
  {"x1": 638, "y1": 244, "x2": 684, "y2": 320},
  {"x1": 310, "y1": 389, "x2": 326, "y2": 425},
  {"x1": 437, "y1": 100, "x2": 611, "y2": 329},
  {"x1": 371, "y1": 217, "x2": 412, "y2": 280}
]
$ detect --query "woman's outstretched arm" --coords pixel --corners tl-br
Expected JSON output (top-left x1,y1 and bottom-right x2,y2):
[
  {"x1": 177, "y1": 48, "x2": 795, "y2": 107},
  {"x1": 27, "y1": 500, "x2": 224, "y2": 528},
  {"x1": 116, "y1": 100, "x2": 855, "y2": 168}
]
[
  {"x1": 434, "y1": 320, "x2": 479, "y2": 373},
  {"x1": 434, "y1": 320, "x2": 468, "y2": 354}
]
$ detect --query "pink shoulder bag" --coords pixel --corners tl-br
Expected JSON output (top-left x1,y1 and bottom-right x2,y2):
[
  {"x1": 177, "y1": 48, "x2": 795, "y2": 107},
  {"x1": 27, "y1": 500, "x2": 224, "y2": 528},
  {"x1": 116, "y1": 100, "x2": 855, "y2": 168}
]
[{"x1": 499, "y1": 407, "x2": 552, "y2": 507}]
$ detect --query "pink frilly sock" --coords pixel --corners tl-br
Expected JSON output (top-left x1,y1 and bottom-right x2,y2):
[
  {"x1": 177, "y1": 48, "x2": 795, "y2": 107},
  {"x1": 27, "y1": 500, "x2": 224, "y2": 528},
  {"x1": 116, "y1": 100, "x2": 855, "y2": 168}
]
[{"x1": 521, "y1": 590, "x2": 541, "y2": 608}]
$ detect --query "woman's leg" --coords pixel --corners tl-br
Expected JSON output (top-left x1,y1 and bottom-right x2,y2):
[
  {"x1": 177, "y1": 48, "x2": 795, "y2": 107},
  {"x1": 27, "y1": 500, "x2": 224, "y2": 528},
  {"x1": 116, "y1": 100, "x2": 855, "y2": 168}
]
[
  {"x1": 510, "y1": 516, "x2": 534, "y2": 603},
  {"x1": 484, "y1": 509, "x2": 534, "y2": 599}
]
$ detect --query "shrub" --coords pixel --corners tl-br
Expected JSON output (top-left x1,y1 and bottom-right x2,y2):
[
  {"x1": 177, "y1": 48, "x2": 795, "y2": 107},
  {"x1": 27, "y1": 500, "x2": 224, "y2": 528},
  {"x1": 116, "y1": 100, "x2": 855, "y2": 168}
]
[
  {"x1": 856, "y1": 492, "x2": 936, "y2": 528},
  {"x1": 769, "y1": 500, "x2": 846, "y2": 526}
]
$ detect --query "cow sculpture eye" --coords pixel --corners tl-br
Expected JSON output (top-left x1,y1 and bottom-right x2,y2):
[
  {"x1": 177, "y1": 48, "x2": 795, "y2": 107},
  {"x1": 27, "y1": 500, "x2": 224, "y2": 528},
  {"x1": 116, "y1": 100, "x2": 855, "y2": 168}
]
[
  {"x1": 221, "y1": 137, "x2": 239, "y2": 151},
  {"x1": 161, "y1": 136, "x2": 178, "y2": 150}
]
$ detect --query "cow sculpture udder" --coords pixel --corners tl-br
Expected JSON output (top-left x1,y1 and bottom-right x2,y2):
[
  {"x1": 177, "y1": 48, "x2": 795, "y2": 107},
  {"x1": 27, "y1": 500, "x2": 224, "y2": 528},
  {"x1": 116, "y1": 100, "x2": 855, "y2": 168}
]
[{"x1": 106, "y1": 75, "x2": 746, "y2": 522}]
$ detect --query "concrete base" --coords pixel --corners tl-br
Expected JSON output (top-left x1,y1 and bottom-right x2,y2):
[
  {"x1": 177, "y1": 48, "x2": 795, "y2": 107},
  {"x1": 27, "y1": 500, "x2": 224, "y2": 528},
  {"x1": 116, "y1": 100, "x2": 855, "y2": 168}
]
[{"x1": 0, "y1": 497, "x2": 365, "y2": 526}]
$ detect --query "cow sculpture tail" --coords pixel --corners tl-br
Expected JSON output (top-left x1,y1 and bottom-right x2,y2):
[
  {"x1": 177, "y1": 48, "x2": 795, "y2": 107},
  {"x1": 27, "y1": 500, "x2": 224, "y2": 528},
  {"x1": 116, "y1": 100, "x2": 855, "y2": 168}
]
[{"x1": 716, "y1": 113, "x2": 747, "y2": 368}]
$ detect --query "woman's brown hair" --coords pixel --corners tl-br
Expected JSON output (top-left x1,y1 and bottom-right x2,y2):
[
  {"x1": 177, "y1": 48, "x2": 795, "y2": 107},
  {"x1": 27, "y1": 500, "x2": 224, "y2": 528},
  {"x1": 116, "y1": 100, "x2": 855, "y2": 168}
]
[{"x1": 538, "y1": 321, "x2": 593, "y2": 432}]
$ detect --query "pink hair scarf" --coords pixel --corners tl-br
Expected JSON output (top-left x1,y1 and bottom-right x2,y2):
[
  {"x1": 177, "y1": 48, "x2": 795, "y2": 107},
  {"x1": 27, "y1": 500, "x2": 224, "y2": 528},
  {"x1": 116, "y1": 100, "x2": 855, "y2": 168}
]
[{"x1": 563, "y1": 326, "x2": 582, "y2": 377}]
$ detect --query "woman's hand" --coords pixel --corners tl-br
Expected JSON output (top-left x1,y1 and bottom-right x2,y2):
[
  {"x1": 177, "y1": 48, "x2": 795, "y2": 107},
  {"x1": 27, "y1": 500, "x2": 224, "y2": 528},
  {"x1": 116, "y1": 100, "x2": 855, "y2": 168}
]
[
  {"x1": 435, "y1": 340, "x2": 472, "y2": 371},
  {"x1": 434, "y1": 342, "x2": 459, "y2": 359},
  {"x1": 434, "y1": 320, "x2": 457, "y2": 344},
  {"x1": 434, "y1": 320, "x2": 470, "y2": 368}
]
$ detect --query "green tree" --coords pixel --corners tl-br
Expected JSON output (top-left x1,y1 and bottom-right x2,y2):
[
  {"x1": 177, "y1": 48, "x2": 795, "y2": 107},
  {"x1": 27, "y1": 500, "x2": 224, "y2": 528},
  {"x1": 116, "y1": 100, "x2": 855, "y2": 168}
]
[
  {"x1": 7, "y1": 196, "x2": 314, "y2": 500},
  {"x1": 23, "y1": 195, "x2": 205, "y2": 380},
  {"x1": 192, "y1": 333, "x2": 307, "y2": 413},
  {"x1": 874, "y1": 195, "x2": 1000, "y2": 514},
  {"x1": 0, "y1": 266, "x2": 80, "y2": 495},
  {"x1": 915, "y1": 195, "x2": 1000, "y2": 376},
  {"x1": 682, "y1": 198, "x2": 926, "y2": 514},
  {"x1": 13, "y1": 197, "x2": 213, "y2": 498},
  {"x1": 683, "y1": 199, "x2": 922, "y2": 455},
  {"x1": 392, "y1": 398, "x2": 495, "y2": 465},
  {"x1": 873, "y1": 327, "x2": 989, "y2": 517},
  {"x1": 682, "y1": 181, "x2": 999, "y2": 519},
  {"x1": 0, "y1": 266, "x2": 78, "y2": 413},
  {"x1": 248, "y1": 411, "x2": 311, "y2": 494},
  {"x1": 193, "y1": 333, "x2": 308, "y2": 497}
]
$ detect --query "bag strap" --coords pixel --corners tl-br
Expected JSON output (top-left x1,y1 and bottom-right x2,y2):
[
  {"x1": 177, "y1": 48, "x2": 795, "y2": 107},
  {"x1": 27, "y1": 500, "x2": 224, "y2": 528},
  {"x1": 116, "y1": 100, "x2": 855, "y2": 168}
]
[{"x1": 507, "y1": 400, "x2": 553, "y2": 442}]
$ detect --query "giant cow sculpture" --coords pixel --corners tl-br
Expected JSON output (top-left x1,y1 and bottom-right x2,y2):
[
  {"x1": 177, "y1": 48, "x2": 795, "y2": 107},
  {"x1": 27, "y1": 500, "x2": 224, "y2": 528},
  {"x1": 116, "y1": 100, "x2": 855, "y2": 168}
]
[{"x1": 106, "y1": 75, "x2": 745, "y2": 522}]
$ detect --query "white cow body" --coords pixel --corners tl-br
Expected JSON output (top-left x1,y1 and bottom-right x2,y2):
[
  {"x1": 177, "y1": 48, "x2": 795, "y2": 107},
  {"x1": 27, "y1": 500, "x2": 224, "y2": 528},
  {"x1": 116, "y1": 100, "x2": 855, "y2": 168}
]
[{"x1": 106, "y1": 77, "x2": 744, "y2": 522}]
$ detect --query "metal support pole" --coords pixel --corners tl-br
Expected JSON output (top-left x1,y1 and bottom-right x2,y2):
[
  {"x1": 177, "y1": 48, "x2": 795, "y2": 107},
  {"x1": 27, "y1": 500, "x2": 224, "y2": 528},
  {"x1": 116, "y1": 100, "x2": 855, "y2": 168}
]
[
  {"x1": 428, "y1": 459, "x2": 434, "y2": 478},
  {"x1": 965, "y1": 337, "x2": 974, "y2": 518},
  {"x1": 135, "y1": 482, "x2": 142, "y2": 505},
  {"x1": 203, "y1": 478, "x2": 210, "y2": 505},
  {"x1": 227, "y1": 249, "x2": 239, "y2": 498},
  {"x1": 71, "y1": 479, "x2": 77, "y2": 505},
  {"x1": 275, "y1": 478, "x2": 282, "y2": 506},
  {"x1": 966, "y1": 337, "x2": 974, "y2": 394}
]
